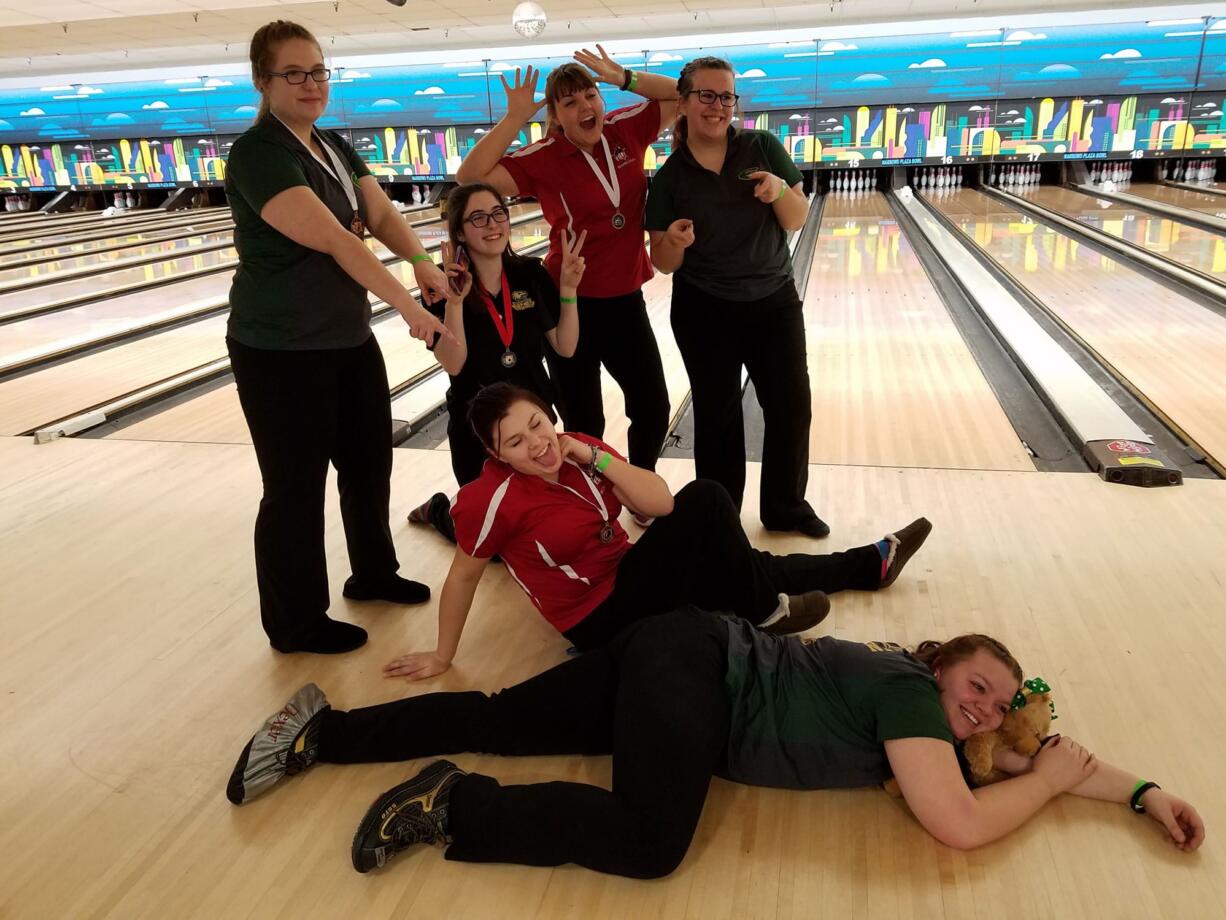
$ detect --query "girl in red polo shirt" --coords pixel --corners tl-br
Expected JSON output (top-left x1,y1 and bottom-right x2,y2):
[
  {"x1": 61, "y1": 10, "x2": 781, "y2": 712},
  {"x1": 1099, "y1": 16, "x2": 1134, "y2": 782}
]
[
  {"x1": 456, "y1": 46, "x2": 675, "y2": 483},
  {"x1": 384, "y1": 382, "x2": 932, "y2": 680}
]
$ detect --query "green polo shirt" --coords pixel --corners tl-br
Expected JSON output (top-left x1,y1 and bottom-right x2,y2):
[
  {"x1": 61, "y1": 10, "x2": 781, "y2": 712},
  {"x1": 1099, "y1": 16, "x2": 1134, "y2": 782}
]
[
  {"x1": 645, "y1": 129, "x2": 802, "y2": 302},
  {"x1": 225, "y1": 116, "x2": 373, "y2": 350},
  {"x1": 720, "y1": 618, "x2": 954, "y2": 789}
]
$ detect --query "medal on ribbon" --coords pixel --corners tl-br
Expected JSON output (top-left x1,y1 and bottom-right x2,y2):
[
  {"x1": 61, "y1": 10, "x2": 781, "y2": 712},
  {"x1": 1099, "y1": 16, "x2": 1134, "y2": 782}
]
[
  {"x1": 580, "y1": 135, "x2": 626, "y2": 231},
  {"x1": 477, "y1": 270, "x2": 516, "y2": 369}
]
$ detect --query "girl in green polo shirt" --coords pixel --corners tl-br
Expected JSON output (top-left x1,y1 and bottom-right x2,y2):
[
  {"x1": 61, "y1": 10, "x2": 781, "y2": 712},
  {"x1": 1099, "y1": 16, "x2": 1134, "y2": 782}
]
[
  {"x1": 224, "y1": 21, "x2": 454, "y2": 655},
  {"x1": 646, "y1": 57, "x2": 826, "y2": 540},
  {"x1": 227, "y1": 608, "x2": 1204, "y2": 877}
]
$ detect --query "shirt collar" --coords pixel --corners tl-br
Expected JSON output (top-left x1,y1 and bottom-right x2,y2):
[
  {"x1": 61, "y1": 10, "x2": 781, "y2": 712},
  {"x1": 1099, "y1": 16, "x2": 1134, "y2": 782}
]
[{"x1": 678, "y1": 125, "x2": 740, "y2": 171}]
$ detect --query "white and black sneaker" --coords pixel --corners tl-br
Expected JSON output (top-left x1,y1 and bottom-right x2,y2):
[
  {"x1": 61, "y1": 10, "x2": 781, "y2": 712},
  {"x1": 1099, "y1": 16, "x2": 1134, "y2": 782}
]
[
  {"x1": 351, "y1": 759, "x2": 466, "y2": 873},
  {"x1": 226, "y1": 683, "x2": 330, "y2": 805}
]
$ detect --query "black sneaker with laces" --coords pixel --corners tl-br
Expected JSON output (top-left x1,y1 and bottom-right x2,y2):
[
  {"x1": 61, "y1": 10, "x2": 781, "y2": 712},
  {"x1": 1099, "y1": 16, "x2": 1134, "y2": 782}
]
[
  {"x1": 351, "y1": 759, "x2": 467, "y2": 873},
  {"x1": 226, "y1": 683, "x2": 330, "y2": 805}
]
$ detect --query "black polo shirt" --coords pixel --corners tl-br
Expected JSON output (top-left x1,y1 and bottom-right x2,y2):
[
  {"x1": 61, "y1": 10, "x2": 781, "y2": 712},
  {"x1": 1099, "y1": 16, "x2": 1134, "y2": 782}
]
[
  {"x1": 645, "y1": 129, "x2": 802, "y2": 302},
  {"x1": 226, "y1": 116, "x2": 373, "y2": 350},
  {"x1": 426, "y1": 256, "x2": 561, "y2": 412}
]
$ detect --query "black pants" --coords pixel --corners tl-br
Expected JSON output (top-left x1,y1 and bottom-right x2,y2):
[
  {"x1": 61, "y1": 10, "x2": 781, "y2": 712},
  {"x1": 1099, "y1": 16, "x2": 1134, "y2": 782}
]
[
  {"x1": 318, "y1": 608, "x2": 731, "y2": 878},
  {"x1": 445, "y1": 398, "x2": 487, "y2": 489},
  {"x1": 564, "y1": 480, "x2": 879, "y2": 651},
  {"x1": 228, "y1": 335, "x2": 400, "y2": 647},
  {"x1": 670, "y1": 275, "x2": 814, "y2": 528},
  {"x1": 545, "y1": 289, "x2": 670, "y2": 471}
]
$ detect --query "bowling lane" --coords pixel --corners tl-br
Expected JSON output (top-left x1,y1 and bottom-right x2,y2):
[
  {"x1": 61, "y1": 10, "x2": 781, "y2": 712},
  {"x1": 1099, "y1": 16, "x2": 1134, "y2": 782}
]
[
  {"x1": 0, "y1": 207, "x2": 476, "y2": 370},
  {"x1": 1017, "y1": 185, "x2": 1226, "y2": 279},
  {"x1": 0, "y1": 206, "x2": 230, "y2": 245},
  {"x1": 0, "y1": 215, "x2": 234, "y2": 268},
  {"x1": 928, "y1": 188, "x2": 1226, "y2": 468},
  {"x1": 0, "y1": 205, "x2": 451, "y2": 318},
  {"x1": 101, "y1": 217, "x2": 556, "y2": 445},
  {"x1": 1126, "y1": 183, "x2": 1226, "y2": 219},
  {"x1": 0, "y1": 210, "x2": 232, "y2": 253},
  {"x1": 0, "y1": 215, "x2": 549, "y2": 437},
  {"x1": 803, "y1": 192, "x2": 1033, "y2": 472}
]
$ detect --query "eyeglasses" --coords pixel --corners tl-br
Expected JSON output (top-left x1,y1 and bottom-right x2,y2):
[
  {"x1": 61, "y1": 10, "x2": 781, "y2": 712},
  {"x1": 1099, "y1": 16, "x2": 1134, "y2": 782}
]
[
  {"x1": 266, "y1": 68, "x2": 332, "y2": 85},
  {"x1": 464, "y1": 206, "x2": 510, "y2": 228},
  {"x1": 685, "y1": 89, "x2": 740, "y2": 108}
]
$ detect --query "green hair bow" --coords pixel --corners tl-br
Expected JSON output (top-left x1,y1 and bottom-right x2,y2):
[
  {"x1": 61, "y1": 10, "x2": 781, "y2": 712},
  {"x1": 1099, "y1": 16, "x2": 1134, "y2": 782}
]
[{"x1": 1010, "y1": 677, "x2": 1057, "y2": 719}]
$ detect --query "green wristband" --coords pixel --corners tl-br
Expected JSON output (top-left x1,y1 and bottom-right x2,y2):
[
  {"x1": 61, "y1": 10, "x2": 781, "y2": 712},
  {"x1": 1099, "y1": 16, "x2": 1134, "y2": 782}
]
[
  {"x1": 596, "y1": 451, "x2": 613, "y2": 473},
  {"x1": 409, "y1": 253, "x2": 433, "y2": 265},
  {"x1": 628, "y1": 71, "x2": 639, "y2": 92},
  {"x1": 774, "y1": 181, "x2": 788, "y2": 202},
  {"x1": 560, "y1": 295, "x2": 577, "y2": 304}
]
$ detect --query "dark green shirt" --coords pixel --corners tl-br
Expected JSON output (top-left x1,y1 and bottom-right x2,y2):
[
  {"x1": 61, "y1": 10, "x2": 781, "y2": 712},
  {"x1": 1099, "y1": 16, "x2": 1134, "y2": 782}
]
[
  {"x1": 644, "y1": 129, "x2": 802, "y2": 302},
  {"x1": 226, "y1": 116, "x2": 373, "y2": 350},
  {"x1": 721, "y1": 618, "x2": 954, "y2": 789}
]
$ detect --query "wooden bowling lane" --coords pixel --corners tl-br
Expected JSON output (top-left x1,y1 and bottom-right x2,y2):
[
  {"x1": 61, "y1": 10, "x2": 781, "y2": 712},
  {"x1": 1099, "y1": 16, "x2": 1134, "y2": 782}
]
[
  {"x1": 0, "y1": 230, "x2": 237, "y2": 288},
  {"x1": 0, "y1": 206, "x2": 229, "y2": 246},
  {"x1": 0, "y1": 207, "x2": 468, "y2": 370},
  {"x1": 803, "y1": 192, "x2": 1034, "y2": 472},
  {"x1": 1128, "y1": 182, "x2": 1226, "y2": 218},
  {"x1": 1017, "y1": 185, "x2": 1226, "y2": 279},
  {"x1": 93, "y1": 217, "x2": 553, "y2": 445},
  {"x1": 0, "y1": 221, "x2": 236, "y2": 271},
  {"x1": 928, "y1": 187, "x2": 1226, "y2": 470},
  {"x1": 0, "y1": 213, "x2": 234, "y2": 260}
]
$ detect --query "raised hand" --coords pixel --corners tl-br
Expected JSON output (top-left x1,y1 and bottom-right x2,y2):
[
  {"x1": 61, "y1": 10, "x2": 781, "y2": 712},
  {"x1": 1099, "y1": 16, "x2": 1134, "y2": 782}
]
[
  {"x1": 665, "y1": 218, "x2": 695, "y2": 249},
  {"x1": 746, "y1": 170, "x2": 787, "y2": 204},
  {"x1": 573, "y1": 44, "x2": 625, "y2": 86},
  {"x1": 559, "y1": 229, "x2": 588, "y2": 289},
  {"x1": 441, "y1": 241, "x2": 472, "y2": 300},
  {"x1": 501, "y1": 66, "x2": 545, "y2": 122}
]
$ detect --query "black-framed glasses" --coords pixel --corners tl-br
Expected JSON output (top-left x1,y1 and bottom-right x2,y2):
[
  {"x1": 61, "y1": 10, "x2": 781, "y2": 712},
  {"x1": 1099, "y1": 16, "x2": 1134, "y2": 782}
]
[
  {"x1": 685, "y1": 89, "x2": 739, "y2": 107},
  {"x1": 464, "y1": 206, "x2": 510, "y2": 228},
  {"x1": 266, "y1": 68, "x2": 332, "y2": 85}
]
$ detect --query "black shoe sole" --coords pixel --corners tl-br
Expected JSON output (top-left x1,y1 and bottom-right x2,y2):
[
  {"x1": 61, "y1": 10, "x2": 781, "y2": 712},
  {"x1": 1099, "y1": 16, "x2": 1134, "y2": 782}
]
[
  {"x1": 226, "y1": 736, "x2": 256, "y2": 805},
  {"x1": 351, "y1": 759, "x2": 459, "y2": 873}
]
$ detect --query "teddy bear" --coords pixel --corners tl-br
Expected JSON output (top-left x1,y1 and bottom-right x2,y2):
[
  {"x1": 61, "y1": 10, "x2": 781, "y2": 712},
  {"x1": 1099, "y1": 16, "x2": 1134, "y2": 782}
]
[{"x1": 962, "y1": 678, "x2": 1056, "y2": 786}]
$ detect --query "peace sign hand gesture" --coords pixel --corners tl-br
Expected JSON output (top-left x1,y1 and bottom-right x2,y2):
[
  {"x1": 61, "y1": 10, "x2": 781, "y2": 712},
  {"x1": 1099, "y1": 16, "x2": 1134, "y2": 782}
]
[
  {"x1": 560, "y1": 229, "x2": 588, "y2": 289},
  {"x1": 501, "y1": 66, "x2": 545, "y2": 123},
  {"x1": 573, "y1": 44, "x2": 625, "y2": 86}
]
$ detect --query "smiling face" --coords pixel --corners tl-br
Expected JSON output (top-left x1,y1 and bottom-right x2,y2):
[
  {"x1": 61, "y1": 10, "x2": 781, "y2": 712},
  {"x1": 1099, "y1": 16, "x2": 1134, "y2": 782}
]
[
  {"x1": 680, "y1": 67, "x2": 737, "y2": 144},
  {"x1": 934, "y1": 649, "x2": 1021, "y2": 741},
  {"x1": 260, "y1": 37, "x2": 328, "y2": 124},
  {"x1": 458, "y1": 189, "x2": 510, "y2": 259},
  {"x1": 488, "y1": 400, "x2": 562, "y2": 476}
]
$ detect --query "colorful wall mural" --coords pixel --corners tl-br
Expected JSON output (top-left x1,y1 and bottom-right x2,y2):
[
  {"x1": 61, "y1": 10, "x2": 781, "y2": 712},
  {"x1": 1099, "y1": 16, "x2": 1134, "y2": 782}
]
[{"x1": 1, "y1": 15, "x2": 1224, "y2": 190}]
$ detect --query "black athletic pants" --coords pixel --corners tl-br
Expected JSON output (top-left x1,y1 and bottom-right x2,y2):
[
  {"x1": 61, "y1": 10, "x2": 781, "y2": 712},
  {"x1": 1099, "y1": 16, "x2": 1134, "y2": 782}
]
[
  {"x1": 228, "y1": 334, "x2": 400, "y2": 647},
  {"x1": 670, "y1": 275, "x2": 814, "y2": 528},
  {"x1": 545, "y1": 289, "x2": 670, "y2": 471},
  {"x1": 565, "y1": 480, "x2": 880, "y2": 650},
  {"x1": 318, "y1": 608, "x2": 731, "y2": 878}
]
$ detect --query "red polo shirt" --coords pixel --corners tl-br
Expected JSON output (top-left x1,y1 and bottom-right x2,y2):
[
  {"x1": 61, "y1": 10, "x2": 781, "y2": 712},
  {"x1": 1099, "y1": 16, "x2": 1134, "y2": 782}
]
[
  {"x1": 451, "y1": 432, "x2": 630, "y2": 633},
  {"x1": 501, "y1": 101, "x2": 660, "y2": 299}
]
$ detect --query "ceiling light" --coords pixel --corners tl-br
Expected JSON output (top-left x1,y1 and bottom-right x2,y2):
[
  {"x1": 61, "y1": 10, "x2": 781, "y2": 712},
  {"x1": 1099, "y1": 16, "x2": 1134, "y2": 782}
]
[{"x1": 512, "y1": 2, "x2": 547, "y2": 38}]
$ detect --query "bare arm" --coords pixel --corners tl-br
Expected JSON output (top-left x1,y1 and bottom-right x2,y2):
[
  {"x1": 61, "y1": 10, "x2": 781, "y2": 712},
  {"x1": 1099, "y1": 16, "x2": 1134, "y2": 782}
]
[
  {"x1": 383, "y1": 548, "x2": 491, "y2": 680},
  {"x1": 885, "y1": 735, "x2": 1098, "y2": 850},
  {"x1": 573, "y1": 44, "x2": 678, "y2": 132},
  {"x1": 648, "y1": 220, "x2": 693, "y2": 275},
  {"x1": 455, "y1": 67, "x2": 543, "y2": 195},
  {"x1": 260, "y1": 186, "x2": 450, "y2": 343},
  {"x1": 557, "y1": 436, "x2": 674, "y2": 518},
  {"x1": 359, "y1": 175, "x2": 451, "y2": 303},
  {"x1": 544, "y1": 229, "x2": 585, "y2": 358},
  {"x1": 432, "y1": 295, "x2": 468, "y2": 375},
  {"x1": 745, "y1": 171, "x2": 807, "y2": 232}
]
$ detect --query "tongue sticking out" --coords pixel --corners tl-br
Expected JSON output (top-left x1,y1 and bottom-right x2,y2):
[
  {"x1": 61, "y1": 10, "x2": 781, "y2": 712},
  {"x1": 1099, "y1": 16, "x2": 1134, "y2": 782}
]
[{"x1": 534, "y1": 443, "x2": 557, "y2": 468}]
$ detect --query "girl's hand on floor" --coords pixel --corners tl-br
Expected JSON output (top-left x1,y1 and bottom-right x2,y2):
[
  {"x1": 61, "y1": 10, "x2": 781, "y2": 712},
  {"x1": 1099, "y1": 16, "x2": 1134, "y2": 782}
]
[{"x1": 384, "y1": 651, "x2": 452, "y2": 681}]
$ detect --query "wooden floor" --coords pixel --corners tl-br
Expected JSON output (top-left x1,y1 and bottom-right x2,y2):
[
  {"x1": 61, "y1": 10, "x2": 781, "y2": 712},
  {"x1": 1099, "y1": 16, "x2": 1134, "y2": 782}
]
[{"x1": 1, "y1": 436, "x2": 1223, "y2": 919}]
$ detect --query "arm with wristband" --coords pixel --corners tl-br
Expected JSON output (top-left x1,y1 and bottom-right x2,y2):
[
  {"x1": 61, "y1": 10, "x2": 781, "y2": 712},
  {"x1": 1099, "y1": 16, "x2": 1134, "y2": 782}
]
[
  {"x1": 545, "y1": 230, "x2": 586, "y2": 358},
  {"x1": 556, "y1": 436, "x2": 674, "y2": 519},
  {"x1": 750, "y1": 132, "x2": 806, "y2": 230},
  {"x1": 454, "y1": 67, "x2": 542, "y2": 197},
  {"x1": 573, "y1": 44, "x2": 680, "y2": 134},
  {"x1": 357, "y1": 174, "x2": 450, "y2": 304}
]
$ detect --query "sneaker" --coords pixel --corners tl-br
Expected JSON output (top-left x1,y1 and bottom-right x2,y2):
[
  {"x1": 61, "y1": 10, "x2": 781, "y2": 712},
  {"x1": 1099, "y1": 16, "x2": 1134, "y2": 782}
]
[
  {"x1": 226, "y1": 683, "x2": 330, "y2": 805},
  {"x1": 761, "y1": 590, "x2": 831, "y2": 636},
  {"x1": 408, "y1": 492, "x2": 448, "y2": 525},
  {"x1": 880, "y1": 518, "x2": 933, "y2": 589},
  {"x1": 351, "y1": 759, "x2": 467, "y2": 873}
]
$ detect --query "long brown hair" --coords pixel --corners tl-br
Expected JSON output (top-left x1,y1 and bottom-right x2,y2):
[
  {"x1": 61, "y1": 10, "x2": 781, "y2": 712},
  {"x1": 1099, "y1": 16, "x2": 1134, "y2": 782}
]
[
  {"x1": 445, "y1": 183, "x2": 528, "y2": 309},
  {"x1": 912, "y1": 634, "x2": 1024, "y2": 684},
  {"x1": 674, "y1": 56, "x2": 737, "y2": 150},
  {"x1": 467, "y1": 382, "x2": 557, "y2": 457},
  {"x1": 249, "y1": 20, "x2": 321, "y2": 120},
  {"x1": 543, "y1": 64, "x2": 599, "y2": 137}
]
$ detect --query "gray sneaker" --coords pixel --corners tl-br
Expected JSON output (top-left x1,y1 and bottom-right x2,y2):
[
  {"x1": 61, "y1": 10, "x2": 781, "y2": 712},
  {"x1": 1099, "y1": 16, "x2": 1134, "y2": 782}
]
[
  {"x1": 226, "y1": 683, "x2": 330, "y2": 805},
  {"x1": 351, "y1": 759, "x2": 467, "y2": 873}
]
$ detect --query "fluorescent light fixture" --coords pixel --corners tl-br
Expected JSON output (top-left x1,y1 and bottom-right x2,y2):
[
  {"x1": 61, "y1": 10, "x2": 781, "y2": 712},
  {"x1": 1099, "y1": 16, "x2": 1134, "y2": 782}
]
[
  {"x1": 1147, "y1": 18, "x2": 1204, "y2": 26},
  {"x1": 950, "y1": 29, "x2": 1002, "y2": 37},
  {"x1": 784, "y1": 52, "x2": 818, "y2": 58}
]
